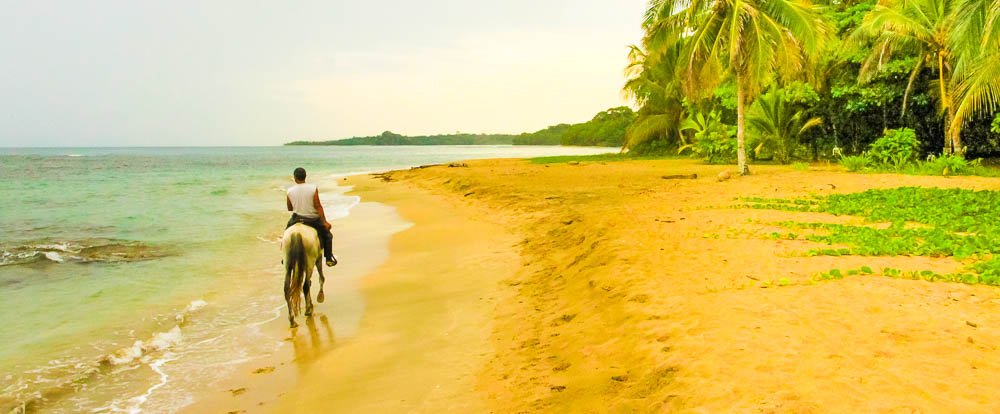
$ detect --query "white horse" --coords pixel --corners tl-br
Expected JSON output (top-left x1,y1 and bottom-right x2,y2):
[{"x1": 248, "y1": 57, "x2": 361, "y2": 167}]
[{"x1": 281, "y1": 223, "x2": 326, "y2": 328}]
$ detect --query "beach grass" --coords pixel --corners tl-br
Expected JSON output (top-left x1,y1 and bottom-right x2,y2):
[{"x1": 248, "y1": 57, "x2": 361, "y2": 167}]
[{"x1": 528, "y1": 152, "x2": 682, "y2": 164}]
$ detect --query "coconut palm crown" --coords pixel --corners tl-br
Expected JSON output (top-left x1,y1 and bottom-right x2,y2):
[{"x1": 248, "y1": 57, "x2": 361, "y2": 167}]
[{"x1": 643, "y1": 0, "x2": 829, "y2": 174}]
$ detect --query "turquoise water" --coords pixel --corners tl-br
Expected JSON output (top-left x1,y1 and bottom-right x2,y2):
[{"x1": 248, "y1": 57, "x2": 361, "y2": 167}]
[{"x1": 0, "y1": 145, "x2": 612, "y2": 413}]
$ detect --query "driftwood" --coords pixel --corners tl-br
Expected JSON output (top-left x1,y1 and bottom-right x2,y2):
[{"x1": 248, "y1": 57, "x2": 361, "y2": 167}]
[{"x1": 661, "y1": 174, "x2": 698, "y2": 180}]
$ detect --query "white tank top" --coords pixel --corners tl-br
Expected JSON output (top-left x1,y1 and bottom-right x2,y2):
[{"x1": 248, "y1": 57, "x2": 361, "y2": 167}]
[{"x1": 287, "y1": 183, "x2": 319, "y2": 218}]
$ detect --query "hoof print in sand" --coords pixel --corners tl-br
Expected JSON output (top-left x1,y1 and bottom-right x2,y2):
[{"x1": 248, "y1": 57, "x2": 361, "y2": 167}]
[{"x1": 252, "y1": 366, "x2": 275, "y2": 374}]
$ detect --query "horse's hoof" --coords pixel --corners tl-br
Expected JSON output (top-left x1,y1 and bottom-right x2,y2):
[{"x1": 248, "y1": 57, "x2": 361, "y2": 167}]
[
  {"x1": 290, "y1": 322, "x2": 298, "y2": 328},
  {"x1": 317, "y1": 291, "x2": 325, "y2": 303},
  {"x1": 305, "y1": 310, "x2": 313, "y2": 317}
]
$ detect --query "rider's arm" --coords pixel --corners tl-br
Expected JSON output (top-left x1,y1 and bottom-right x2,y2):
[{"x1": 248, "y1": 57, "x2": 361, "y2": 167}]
[
  {"x1": 313, "y1": 189, "x2": 331, "y2": 228},
  {"x1": 286, "y1": 195, "x2": 293, "y2": 212}
]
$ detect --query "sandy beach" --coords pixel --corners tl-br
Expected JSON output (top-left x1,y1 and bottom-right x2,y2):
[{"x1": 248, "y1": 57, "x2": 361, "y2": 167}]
[{"x1": 206, "y1": 158, "x2": 1000, "y2": 413}]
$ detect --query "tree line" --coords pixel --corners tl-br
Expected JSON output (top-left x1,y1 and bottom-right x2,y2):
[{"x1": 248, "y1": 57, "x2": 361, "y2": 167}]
[
  {"x1": 623, "y1": 0, "x2": 1000, "y2": 173},
  {"x1": 514, "y1": 107, "x2": 636, "y2": 146},
  {"x1": 286, "y1": 131, "x2": 516, "y2": 146},
  {"x1": 287, "y1": 107, "x2": 637, "y2": 147}
]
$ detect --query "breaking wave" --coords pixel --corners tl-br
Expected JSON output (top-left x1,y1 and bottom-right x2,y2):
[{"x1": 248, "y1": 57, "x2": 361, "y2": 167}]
[
  {"x1": 0, "y1": 300, "x2": 208, "y2": 414},
  {"x1": 0, "y1": 239, "x2": 172, "y2": 266}
]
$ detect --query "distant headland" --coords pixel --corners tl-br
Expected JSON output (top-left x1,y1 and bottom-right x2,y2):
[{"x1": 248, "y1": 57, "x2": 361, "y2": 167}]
[{"x1": 285, "y1": 106, "x2": 634, "y2": 147}]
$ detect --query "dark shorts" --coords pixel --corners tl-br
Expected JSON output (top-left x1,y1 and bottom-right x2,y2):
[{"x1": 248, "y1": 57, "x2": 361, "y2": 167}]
[{"x1": 286, "y1": 214, "x2": 332, "y2": 258}]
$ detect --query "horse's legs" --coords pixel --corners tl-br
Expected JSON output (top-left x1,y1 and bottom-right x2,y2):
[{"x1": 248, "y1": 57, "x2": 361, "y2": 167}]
[
  {"x1": 315, "y1": 257, "x2": 326, "y2": 304},
  {"x1": 284, "y1": 267, "x2": 297, "y2": 328},
  {"x1": 303, "y1": 269, "x2": 314, "y2": 317}
]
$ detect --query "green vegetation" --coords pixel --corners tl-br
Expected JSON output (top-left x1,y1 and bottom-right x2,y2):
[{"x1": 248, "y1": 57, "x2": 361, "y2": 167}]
[
  {"x1": 512, "y1": 124, "x2": 569, "y2": 146},
  {"x1": 622, "y1": 0, "x2": 1000, "y2": 168},
  {"x1": 866, "y1": 128, "x2": 921, "y2": 170},
  {"x1": 839, "y1": 155, "x2": 871, "y2": 172},
  {"x1": 286, "y1": 131, "x2": 515, "y2": 146},
  {"x1": 528, "y1": 153, "x2": 676, "y2": 164},
  {"x1": 741, "y1": 187, "x2": 1000, "y2": 286},
  {"x1": 918, "y1": 153, "x2": 980, "y2": 175},
  {"x1": 747, "y1": 87, "x2": 823, "y2": 164},
  {"x1": 679, "y1": 109, "x2": 737, "y2": 164},
  {"x1": 289, "y1": 106, "x2": 634, "y2": 147},
  {"x1": 816, "y1": 264, "x2": 1000, "y2": 286},
  {"x1": 292, "y1": 0, "x2": 1000, "y2": 161},
  {"x1": 529, "y1": 153, "x2": 627, "y2": 164},
  {"x1": 830, "y1": 129, "x2": 998, "y2": 175},
  {"x1": 515, "y1": 107, "x2": 636, "y2": 147}
]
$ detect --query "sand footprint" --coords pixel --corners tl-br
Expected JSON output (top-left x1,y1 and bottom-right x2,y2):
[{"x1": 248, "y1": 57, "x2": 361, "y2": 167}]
[{"x1": 252, "y1": 366, "x2": 275, "y2": 374}]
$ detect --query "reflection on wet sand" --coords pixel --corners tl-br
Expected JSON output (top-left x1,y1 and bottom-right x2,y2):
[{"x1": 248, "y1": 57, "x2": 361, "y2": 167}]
[{"x1": 290, "y1": 314, "x2": 336, "y2": 370}]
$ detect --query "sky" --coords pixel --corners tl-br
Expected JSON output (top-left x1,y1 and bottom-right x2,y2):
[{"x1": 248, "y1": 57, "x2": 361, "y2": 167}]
[{"x1": 0, "y1": 1, "x2": 647, "y2": 147}]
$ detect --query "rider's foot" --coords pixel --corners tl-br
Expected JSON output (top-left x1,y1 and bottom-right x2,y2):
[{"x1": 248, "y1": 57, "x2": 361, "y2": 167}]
[{"x1": 326, "y1": 256, "x2": 337, "y2": 267}]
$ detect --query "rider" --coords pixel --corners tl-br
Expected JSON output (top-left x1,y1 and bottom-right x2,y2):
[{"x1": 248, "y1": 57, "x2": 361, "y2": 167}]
[{"x1": 286, "y1": 167, "x2": 336, "y2": 267}]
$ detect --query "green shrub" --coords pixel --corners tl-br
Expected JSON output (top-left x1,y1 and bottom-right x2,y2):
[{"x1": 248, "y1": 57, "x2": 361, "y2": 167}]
[
  {"x1": 919, "y1": 153, "x2": 979, "y2": 176},
  {"x1": 868, "y1": 128, "x2": 920, "y2": 170},
  {"x1": 839, "y1": 154, "x2": 871, "y2": 172},
  {"x1": 629, "y1": 138, "x2": 675, "y2": 156},
  {"x1": 695, "y1": 131, "x2": 737, "y2": 164},
  {"x1": 680, "y1": 108, "x2": 737, "y2": 164}
]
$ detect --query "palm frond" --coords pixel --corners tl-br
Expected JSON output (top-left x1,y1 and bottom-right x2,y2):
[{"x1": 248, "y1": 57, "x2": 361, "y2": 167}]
[{"x1": 953, "y1": 51, "x2": 1000, "y2": 129}]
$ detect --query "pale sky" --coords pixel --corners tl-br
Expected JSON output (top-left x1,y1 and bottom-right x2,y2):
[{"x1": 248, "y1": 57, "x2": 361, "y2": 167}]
[{"x1": 0, "y1": 1, "x2": 646, "y2": 147}]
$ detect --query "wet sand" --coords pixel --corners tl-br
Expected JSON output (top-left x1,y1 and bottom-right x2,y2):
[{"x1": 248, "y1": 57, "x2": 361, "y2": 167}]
[
  {"x1": 217, "y1": 158, "x2": 1000, "y2": 412},
  {"x1": 271, "y1": 171, "x2": 520, "y2": 413},
  {"x1": 180, "y1": 200, "x2": 411, "y2": 413}
]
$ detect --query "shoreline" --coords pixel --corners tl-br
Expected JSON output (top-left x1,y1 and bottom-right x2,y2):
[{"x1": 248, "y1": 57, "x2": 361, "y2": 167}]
[
  {"x1": 0, "y1": 146, "x2": 616, "y2": 413},
  {"x1": 179, "y1": 199, "x2": 412, "y2": 413},
  {"x1": 286, "y1": 160, "x2": 1000, "y2": 412},
  {"x1": 269, "y1": 172, "x2": 521, "y2": 412},
  {"x1": 203, "y1": 157, "x2": 1000, "y2": 412}
]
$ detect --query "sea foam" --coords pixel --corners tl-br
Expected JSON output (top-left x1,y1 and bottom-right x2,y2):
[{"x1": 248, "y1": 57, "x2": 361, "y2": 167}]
[
  {"x1": 104, "y1": 326, "x2": 183, "y2": 366},
  {"x1": 175, "y1": 300, "x2": 207, "y2": 324}
]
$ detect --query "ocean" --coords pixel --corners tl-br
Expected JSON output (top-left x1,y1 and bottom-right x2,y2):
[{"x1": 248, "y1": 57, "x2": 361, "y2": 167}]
[{"x1": 0, "y1": 145, "x2": 612, "y2": 413}]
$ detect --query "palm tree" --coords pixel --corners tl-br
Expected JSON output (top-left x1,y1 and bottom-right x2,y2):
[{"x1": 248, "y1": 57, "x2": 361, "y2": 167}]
[
  {"x1": 622, "y1": 10, "x2": 693, "y2": 153},
  {"x1": 853, "y1": 0, "x2": 964, "y2": 153},
  {"x1": 644, "y1": 0, "x2": 829, "y2": 175},
  {"x1": 747, "y1": 88, "x2": 824, "y2": 163},
  {"x1": 951, "y1": 0, "x2": 1000, "y2": 138}
]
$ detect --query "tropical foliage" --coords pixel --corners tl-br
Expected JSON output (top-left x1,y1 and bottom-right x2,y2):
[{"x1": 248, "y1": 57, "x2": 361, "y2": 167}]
[
  {"x1": 867, "y1": 128, "x2": 921, "y2": 169},
  {"x1": 747, "y1": 86, "x2": 823, "y2": 163},
  {"x1": 622, "y1": 0, "x2": 1000, "y2": 169},
  {"x1": 515, "y1": 107, "x2": 636, "y2": 147},
  {"x1": 632, "y1": 0, "x2": 829, "y2": 174}
]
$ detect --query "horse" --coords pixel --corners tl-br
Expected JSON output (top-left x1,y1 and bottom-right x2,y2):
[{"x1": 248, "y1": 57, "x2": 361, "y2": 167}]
[{"x1": 281, "y1": 223, "x2": 326, "y2": 328}]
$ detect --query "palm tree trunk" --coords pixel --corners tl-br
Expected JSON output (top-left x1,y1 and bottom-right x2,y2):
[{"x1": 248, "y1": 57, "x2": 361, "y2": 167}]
[
  {"x1": 938, "y1": 52, "x2": 953, "y2": 154},
  {"x1": 736, "y1": 74, "x2": 749, "y2": 175},
  {"x1": 947, "y1": 105, "x2": 960, "y2": 154}
]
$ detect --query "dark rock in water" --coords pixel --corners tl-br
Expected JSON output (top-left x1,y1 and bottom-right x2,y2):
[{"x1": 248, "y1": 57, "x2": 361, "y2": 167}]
[
  {"x1": 0, "y1": 239, "x2": 172, "y2": 266},
  {"x1": 0, "y1": 277, "x2": 22, "y2": 288},
  {"x1": 77, "y1": 242, "x2": 171, "y2": 263}
]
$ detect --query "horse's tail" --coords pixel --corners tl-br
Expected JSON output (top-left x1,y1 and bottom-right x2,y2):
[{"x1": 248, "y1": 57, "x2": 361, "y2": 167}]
[{"x1": 286, "y1": 231, "x2": 306, "y2": 317}]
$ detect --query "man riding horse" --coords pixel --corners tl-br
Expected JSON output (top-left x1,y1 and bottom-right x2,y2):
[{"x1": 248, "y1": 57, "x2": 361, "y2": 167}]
[{"x1": 286, "y1": 167, "x2": 336, "y2": 267}]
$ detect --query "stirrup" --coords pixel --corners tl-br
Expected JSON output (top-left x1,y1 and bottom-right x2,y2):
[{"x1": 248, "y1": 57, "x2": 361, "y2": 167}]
[{"x1": 326, "y1": 255, "x2": 338, "y2": 267}]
